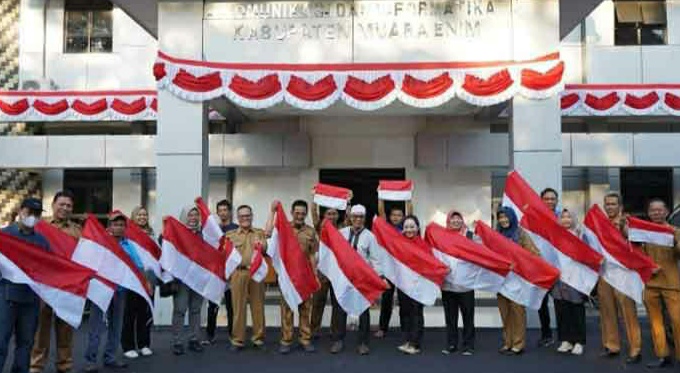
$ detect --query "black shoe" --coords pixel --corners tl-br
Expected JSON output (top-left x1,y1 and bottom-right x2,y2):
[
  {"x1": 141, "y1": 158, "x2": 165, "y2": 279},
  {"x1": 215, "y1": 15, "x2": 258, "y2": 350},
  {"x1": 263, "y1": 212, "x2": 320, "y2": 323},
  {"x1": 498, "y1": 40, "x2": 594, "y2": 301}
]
[
  {"x1": 646, "y1": 357, "x2": 671, "y2": 369},
  {"x1": 252, "y1": 341, "x2": 266, "y2": 351},
  {"x1": 279, "y1": 344, "x2": 292, "y2": 355},
  {"x1": 599, "y1": 348, "x2": 619, "y2": 358},
  {"x1": 625, "y1": 354, "x2": 642, "y2": 365},
  {"x1": 229, "y1": 344, "x2": 243, "y2": 353},
  {"x1": 441, "y1": 345, "x2": 458, "y2": 355},
  {"x1": 172, "y1": 344, "x2": 185, "y2": 356},
  {"x1": 538, "y1": 338, "x2": 554, "y2": 347},
  {"x1": 498, "y1": 347, "x2": 510, "y2": 355},
  {"x1": 509, "y1": 349, "x2": 524, "y2": 356},
  {"x1": 330, "y1": 341, "x2": 344, "y2": 354},
  {"x1": 103, "y1": 361, "x2": 128, "y2": 370},
  {"x1": 188, "y1": 340, "x2": 204, "y2": 353}
]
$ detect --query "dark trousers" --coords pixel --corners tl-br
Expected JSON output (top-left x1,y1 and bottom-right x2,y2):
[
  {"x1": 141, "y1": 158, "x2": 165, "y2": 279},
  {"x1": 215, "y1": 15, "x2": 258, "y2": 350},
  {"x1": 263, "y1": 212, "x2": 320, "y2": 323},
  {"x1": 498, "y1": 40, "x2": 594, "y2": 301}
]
[
  {"x1": 206, "y1": 289, "x2": 233, "y2": 339},
  {"x1": 0, "y1": 297, "x2": 40, "y2": 373},
  {"x1": 555, "y1": 299, "x2": 586, "y2": 345},
  {"x1": 538, "y1": 295, "x2": 553, "y2": 339},
  {"x1": 330, "y1": 288, "x2": 370, "y2": 345},
  {"x1": 121, "y1": 291, "x2": 152, "y2": 352},
  {"x1": 398, "y1": 290, "x2": 424, "y2": 348},
  {"x1": 442, "y1": 290, "x2": 475, "y2": 349}
]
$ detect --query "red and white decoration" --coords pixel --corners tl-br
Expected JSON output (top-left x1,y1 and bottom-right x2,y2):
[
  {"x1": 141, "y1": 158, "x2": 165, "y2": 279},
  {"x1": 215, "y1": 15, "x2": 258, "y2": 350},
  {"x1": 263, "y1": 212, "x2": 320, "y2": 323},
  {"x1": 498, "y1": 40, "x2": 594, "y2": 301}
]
[
  {"x1": 318, "y1": 220, "x2": 387, "y2": 317},
  {"x1": 123, "y1": 215, "x2": 166, "y2": 282},
  {"x1": 0, "y1": 90, "x2": 157, "y2": 122},
  {"x1": 0, "y1": 230, "x2": 96, "y2": 328},
  {"x1": 378, "y1": 180, "x2": 414, "y2": 201},
  {"x1": 425, "y1": 223, "x2": 511, "y2": 293},
  {"x1": 583, "y1": 206, "x2": 658, "y2": 304},
  {"x1": 154, "y1": 51, "x2": 565, "y2": 111},
  {"x1": 372, "y1": 217, "x2": 449, "y2": 306},
  {"x1": 561, "y1": 84, "x2": 680, "y2": 116},
  {"x1": 249, "y1": 243, "x2": 269, "y2": 283},
  {"x1": 267, "y1": 202, "x2": 320, "y2": 309},
  {"x1": 195, "y1": 197, "x2": 223, "y2": 250},
  {"x1": 475, "y1": 221, "x2": 560, "y2": 310},
  {"x1": 627, "y1": 216, "x2": 676, "y2": 247},
  {"x1": 313, "y1": 183, "x2": 352, "y2": 211}
]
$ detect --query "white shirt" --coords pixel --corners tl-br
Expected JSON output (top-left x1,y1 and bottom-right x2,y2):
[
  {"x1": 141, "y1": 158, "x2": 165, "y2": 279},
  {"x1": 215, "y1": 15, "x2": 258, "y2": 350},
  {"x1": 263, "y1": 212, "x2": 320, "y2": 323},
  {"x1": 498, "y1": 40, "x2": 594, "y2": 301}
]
[{"x1": 340, "y1": 226, "x2": 382, "y2": 275}]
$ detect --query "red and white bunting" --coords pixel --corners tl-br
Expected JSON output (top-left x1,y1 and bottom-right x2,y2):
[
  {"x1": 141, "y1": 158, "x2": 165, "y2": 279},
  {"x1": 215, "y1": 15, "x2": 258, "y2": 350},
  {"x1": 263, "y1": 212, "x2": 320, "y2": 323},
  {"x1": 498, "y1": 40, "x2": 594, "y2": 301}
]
[
  {"x1": 561, "y1": 84, "x2": 680, "y2": 117},
  {"x1": 378, "y1": 180, "x2": 414, "y2": 201},
  {"x1": 155, "y1": 51, "x2": 565, "y2": 110},
  {"x1": 627, "y1": 216, "x2": 676, "y2": 247},
  {"x1": 249, "y1": 243, "x2": 269, "y2": 283},
  {"x1": 313, "y1": 183, "x2": 352, "y2": 211},
  {"x1": 194, "y1": 197, "x2": 223, "y2": 250}
]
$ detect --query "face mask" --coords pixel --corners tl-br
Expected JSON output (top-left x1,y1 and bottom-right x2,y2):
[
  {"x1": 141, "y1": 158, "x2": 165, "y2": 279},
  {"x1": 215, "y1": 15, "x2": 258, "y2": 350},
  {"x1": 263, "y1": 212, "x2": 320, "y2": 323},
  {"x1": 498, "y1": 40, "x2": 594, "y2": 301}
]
[{"x1": 22, "y1": 215, "x2": 37, "y2": 228}]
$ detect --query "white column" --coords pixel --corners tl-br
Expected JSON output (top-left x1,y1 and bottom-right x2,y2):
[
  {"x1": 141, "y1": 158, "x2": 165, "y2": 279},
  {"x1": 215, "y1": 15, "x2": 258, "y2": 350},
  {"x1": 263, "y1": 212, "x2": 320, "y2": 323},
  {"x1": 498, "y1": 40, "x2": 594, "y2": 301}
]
[
  {"x1": 510, "y1": 0, "x2": 562, "y2": 194},
  {"x1": 673, "y1": 168, "x2": 680, "y2": 208},
  {"x1": 41, "y1": 169, "x2": 63, "y2": 218}
]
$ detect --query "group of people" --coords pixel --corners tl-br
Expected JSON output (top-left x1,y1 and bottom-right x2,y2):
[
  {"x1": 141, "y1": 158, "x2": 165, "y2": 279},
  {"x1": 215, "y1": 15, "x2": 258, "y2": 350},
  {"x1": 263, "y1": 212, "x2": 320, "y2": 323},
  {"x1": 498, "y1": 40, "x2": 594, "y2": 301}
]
[{"x1": 1, "y1": 185, "x2": 680, "y2": 373}]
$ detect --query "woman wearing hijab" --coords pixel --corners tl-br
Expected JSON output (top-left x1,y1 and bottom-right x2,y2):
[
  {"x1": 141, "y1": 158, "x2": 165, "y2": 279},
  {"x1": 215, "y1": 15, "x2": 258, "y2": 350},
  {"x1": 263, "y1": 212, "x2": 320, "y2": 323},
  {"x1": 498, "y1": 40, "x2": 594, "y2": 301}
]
[
  {"x1": 441, "y1": 211, "x2": 476, "y2": 356},
  {"x1": 496, "y1": 206, "x2": 540, "y2": 356},
  {"x1": 553, "y1": 208, "x2": 587, "y2": 356}
]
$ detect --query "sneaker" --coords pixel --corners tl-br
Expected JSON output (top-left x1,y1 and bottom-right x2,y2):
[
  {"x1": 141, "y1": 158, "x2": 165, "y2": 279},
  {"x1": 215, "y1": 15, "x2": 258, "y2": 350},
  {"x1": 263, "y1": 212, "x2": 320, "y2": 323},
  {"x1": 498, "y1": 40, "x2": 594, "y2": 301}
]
[
  {"x1": 188, "y1": 340, "x2": 204, "y2": 353},
  {"x1": 510, "y1": 348, "x2": 524, "y2": 356},
  {"x1": 330, "y1": 341, "x2": 344, "y2": 354},
  {"x1": 556, "y1": 341, "x2": 573, "y2": 353},
  {"x1": 302, "y1": 343, "x2": 316, "y2": 353},
  {"x1": 374, "y1": 330, "x2": 386, "y2": 339},
  {"x1": 398, "y1": 343, "x2": 411, "y2": 353},
  {"x1": 599, "y1": 348, "x2": 619, "y2": 358},
  {"x1": 278, "y1": 344, "x2": 292, "y2": 355},
  {"x1": 646, "y1": 357, "x2": 671, "y2": 369},
  {"x1": 571, "y1": 343, "x2": 584, "y2": 356},
  {"x1": 357, "y1": 344, "x2": 370, "y2": 355},
  {"x1": 123, "y1": 350, "x2": 139, "y2": 359},
  {"x1": 172, "y1": 344, "x2": 185, "y2": 356},
  {"x1": 403, "y1": 345, "x2": 421, "y2": 355},
  {"x1": 538, "y1": 337, "x2": 554, "y2": 347},
  {"x1": 441, "y1": 345, "x2": 457, "y2": 355},
  {"x1": 498, "y1": 346, "x2": 510, "y2": 355},
  {"x1": 461, "y1": 348, "x2": 474, "y2": 356}
]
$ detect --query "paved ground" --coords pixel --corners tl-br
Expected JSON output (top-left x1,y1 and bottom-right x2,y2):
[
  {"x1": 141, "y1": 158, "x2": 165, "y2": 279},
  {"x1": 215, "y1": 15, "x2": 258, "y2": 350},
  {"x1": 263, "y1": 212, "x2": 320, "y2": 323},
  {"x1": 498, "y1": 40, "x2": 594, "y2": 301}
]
[{"x1": 4, "y1": 316, "x2": 664, "y2": 373}]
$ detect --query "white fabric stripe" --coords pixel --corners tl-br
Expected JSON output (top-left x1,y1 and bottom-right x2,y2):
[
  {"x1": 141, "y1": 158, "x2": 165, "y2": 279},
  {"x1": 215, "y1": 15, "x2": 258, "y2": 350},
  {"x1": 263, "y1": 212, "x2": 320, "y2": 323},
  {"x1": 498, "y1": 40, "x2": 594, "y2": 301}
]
[
  {"x1": 225, "y1": 250, "x2": 242, "y2": 282},
  {"x1": 266, "y1": 228, "x2": 303, "y2": 309},
  {"x1": 628, "y1": 228, "x2": 675, "y2": 247},
  {"x1": 317, "y1": 242, "x2": 372, "y2": 317},
  {"x1": 499, "y1": 271, "x2": 549, "y2": 311},
  {"x1": 501, "y1": 194, "x2": 523, "y2": 222},
  {"x1": 251, "y1": 261, "x2": 269, "y2": 283},
  {"x1": 129, "y1": 240, "x2": 162, "y2": 279},
  {"x1": 0, "y1": 252, "x2": 86, "y2": 328},
  {"x1": 524, "y1": 231, "x2": 598, "y2": 296},
  {"x1": 432, "y1": 249, "x2": 505, "y2": 293},
  {"x1": 202, "y1": 215, "x2": 223, "y2": 249},
  {"x1": 159, "y1": 240, "x2": 226, "y2": 304},
  {"x1": 313, "y1": 194, "x2": 348, "y2": 211},
  {"x1": 377, "y1": 190, "x2": 413, "y2": 201},
  {"x1": 87, "y1": 278, "x2": 114, "y2": 312}
]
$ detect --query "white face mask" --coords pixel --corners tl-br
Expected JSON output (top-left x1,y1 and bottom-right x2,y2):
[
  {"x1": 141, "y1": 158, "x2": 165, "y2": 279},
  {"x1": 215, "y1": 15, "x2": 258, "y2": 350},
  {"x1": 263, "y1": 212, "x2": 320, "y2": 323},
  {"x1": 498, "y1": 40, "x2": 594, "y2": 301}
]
[{"x1": 21, "y1": 215, "x2": 37, "y2": 228}]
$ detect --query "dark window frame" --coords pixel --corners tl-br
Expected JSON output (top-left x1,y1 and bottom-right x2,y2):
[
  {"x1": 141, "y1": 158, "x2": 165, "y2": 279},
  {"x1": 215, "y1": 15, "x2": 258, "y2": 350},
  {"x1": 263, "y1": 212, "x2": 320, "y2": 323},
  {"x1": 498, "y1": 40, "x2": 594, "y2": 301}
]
[
  {"x1": 614, "y1": 0, "x2": 667, "y2": 46},
  {"x1": 63, "y1": 0, "x2": 113, "y2": 54}
]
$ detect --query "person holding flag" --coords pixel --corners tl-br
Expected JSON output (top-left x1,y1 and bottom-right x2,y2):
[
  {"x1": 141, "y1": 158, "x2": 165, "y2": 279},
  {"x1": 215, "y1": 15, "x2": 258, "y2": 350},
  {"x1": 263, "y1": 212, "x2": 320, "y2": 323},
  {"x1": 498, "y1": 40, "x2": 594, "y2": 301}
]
[{"x1": 537, "y1": 188, "x2": 559, "y2": 348}]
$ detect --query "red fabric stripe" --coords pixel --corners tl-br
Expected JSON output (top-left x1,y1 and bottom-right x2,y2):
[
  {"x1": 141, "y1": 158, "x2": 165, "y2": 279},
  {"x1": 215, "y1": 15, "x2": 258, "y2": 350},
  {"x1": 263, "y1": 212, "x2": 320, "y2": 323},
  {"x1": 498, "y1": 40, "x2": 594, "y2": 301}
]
[
  {"x1": 111, "y1": 98, "x2": 147, "y2": 115},
  {"x1": 35, "y1": 221, "x2": 78, "y2": 258},
  {"x1": 665, "y1": 93, "x2": 680, "y2": 110},
  {"x1": 401, "y1": 73, "x2": 454, "y2": 99},
  {"x1": 173, "y1": 69, "x2": 222, "y2": 93},
  {"x1": 314, "y1": 183, "x2": 351, "y2": 200},
  {"x1": 320, "y1": 220, "x2": 387, "y2": 302},
  {"x1": 584, "y1": 92, "x2": 620, "y2": 111},
  {"x1": 0, "y1": 99, "x2": 30, "y2": 115},
  {"x1": 162, "y1": 217, "x2": 227, "y2": 279},
  {"x1": 153, "y1": 62, "x2": 167, "y2": 81},
  {"x1": 521, "y1": 61, "x2": 564, "y2": 91},
  {"x1": 33, "y1": 99, "x2": 69, "y2": 115},
  {"x1": 343, "y1": 76, "x2": 395, "y2": 102},
  {"x1": 249, "y1": 243, "x2": 265, "y2": 278},
  {"x1": 372, "y1": 217, "x2": 449, "y2": 286},
  {"x1": 584, "y1": 206, "x2": 657, "y2": 283},
  {"x1": 475, "y1": 221, "x2": 559, "y2": 289},
  {"x1": 504, "y1": 171, "x2": 555, "y2": 219},
  {"x1": 229, "y1": 74, "x2": 281, "y2": 100},
  {"x1": 378, "y1": 180, "x2": 413, "y2": 192},
  {"x1": 124, "y1": 218, "x2": 161, "y2": 260},
  {"x1": 624, "y1": 92, "x2": 659, "y2": 110},
  {"x1": 462, "y1": 69, "x2": 513, "y2": 97},
  {"x1": 286, "y1": 75, "x2": 337, "y2": 101},
  {"x1": 627, "y1": 216, "x2": 676, "y2": 235},
  {"x1": 72, "y1": 99, "x2": 108, "y2": 115},
  {"x1": 194, "y1": 197, "x2": 211, "y2": 226},
  {"x1": 150, "y1": 98, "x2": 157, "y2": 112},
  {"x1": 561, "y1": 93, "x2": 580, "y2": 109},
  {"x1": 424, "y1": 223, "x2": 512, "y2": 277}
]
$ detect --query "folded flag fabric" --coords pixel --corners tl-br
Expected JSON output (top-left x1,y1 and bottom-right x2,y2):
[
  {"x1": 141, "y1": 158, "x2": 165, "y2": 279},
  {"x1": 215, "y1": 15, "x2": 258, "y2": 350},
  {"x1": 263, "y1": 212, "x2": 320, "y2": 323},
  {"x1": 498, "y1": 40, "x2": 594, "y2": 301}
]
[
  {"x1": 502, "y1": 170, "x2": 556, "y2": 222},
  {"x1": 123, "y1": 216, "x2": 163, "y2": 280},
  {"x1": 627, "y1": 215, "x2": 676, "y2": 247},
  {"x1": 378, "y1": 180, "x2": 413, "y2": 201},
  {"x1": 195, "y1": 197, "x2": 223, "y2": 249},
  {"x1": 250, "y1": 242, "x2": 269, "y2": 283},
  {"x1": 318, "y1": 220, "x2": 387, "y2": 317},
  {"x1": 313, "y1": 183, "x2": 352, "y2": 211}
]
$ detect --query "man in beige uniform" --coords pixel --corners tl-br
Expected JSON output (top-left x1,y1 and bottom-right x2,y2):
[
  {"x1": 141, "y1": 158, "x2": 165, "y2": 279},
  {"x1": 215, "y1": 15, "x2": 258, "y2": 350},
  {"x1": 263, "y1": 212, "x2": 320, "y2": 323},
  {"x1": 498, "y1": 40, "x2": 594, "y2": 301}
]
[
  {"x1": 31, "y1": 191, "x2": 80, "y2": 373},
  {"x1": 597, "y1": 192, "x2": 642, "y2": 364},
  {"x1": 267, "y1": 200, "x2": 318, "y2": 354},
  {"x1": 224, "y1": 205, "x2": 267, "y2": 351}
]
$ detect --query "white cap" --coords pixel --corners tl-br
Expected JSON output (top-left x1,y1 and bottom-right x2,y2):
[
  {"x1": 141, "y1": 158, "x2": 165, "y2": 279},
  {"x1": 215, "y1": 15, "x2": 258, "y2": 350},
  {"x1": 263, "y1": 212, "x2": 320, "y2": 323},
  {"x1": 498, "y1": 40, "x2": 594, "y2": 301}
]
[{"x1": 350, "y1": 204, "x2": 366, "y2": 216}]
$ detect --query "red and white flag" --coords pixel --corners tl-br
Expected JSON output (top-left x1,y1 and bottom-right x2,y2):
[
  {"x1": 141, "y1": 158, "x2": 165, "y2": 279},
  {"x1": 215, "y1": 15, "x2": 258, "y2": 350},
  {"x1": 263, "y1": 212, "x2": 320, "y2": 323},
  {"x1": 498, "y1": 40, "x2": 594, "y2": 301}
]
[
  {"x1": 313, "y1": 183, "x2": 351, "y2": 211},
  {"x1": 372, "y1": 217, "x2": 449, "y2": 306},
  {"x1": 627, "y1": 215, "x2": 676, "y2": 247},
  {"x1": 378, "y1": 180, "x2": 413, "y2": 201},
  {"x1": 502, "y1": 170, "x2": 555, "y2": 222},
  {"x1": 72, "y1": 215, "x2": 153, "y2": 308},
  {"x1": 0, "y1": 230, "x2": 96, "y2": 328},
  {"x1": 195, "y1": 197, "x2": 223, "y2": 249},
  {"x1": 35, "y1": 221, "x2": 115, "y2": 312},
  {"x1": 161, "y1": 217, "x2": 240, "y2": 304},
  {"x1": 123, "y1": 215, "x2": 163, "y2": 280},
  {"x1": 318, "y1": 220, "x2": 387, "y2": 316},
  {"x1": 267, "y1": 202, "x2": 320, "y2": 309},
  {"x1": 583, "y1": 206, "x2": 658, "y2": 304},
  {"x1": 249, "y1": 242, "x2": 269, "y2": 283},
  {"x1": 425, "y1": 223, "x2": 512, "y2": 293},
  {"x1": 475, "y1": 221, "x2": 560, "y2": 310}
]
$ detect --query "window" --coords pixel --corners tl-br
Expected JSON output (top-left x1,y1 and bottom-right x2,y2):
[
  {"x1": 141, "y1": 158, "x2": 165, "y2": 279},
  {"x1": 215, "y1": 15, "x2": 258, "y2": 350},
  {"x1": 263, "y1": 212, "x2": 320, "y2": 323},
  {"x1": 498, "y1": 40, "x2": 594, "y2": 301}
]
[
  {"x1": 615, "y1": 0, "x2": 667, "y2": 46},
  {"x1": 63, "y1": 169, "x2": 113, "y2": 225},
  {"x1": 64, "y1": 0, "x2": 113, "y2": 53}
]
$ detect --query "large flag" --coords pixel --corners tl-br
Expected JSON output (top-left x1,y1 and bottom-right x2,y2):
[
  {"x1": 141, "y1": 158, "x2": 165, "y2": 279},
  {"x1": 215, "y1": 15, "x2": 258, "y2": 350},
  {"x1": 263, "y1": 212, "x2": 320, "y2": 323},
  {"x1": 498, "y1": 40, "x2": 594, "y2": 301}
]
[
  {"x1": 122, "y1": 215, "x2": 163, "y2": 280},
  {"x1": 313, "y1": 183, "x2": 352, "y2": 210},
  {"x1": 0, "y1": 230, "x2": 96, "y2": 328},
  {"x1": 502, "y1": 170, "x2": 603, "y2": 295},
  {"x1": 160, "y1": 216, "x2": 240, "y2": 304},
  {"x1": 249, "y1": 242, "x2": 269, "y2": 283},
  {"x1": 267, "y1": 202, "x2": 320, "y2": 309},
  {"x1": 72, "y1": 215, "x2": 153, "y2": 308},
  {"x1": 195, "y1": 197, "x2": 223, "y2": 249},
  {"x1": 35, "y1": 221, "x2": 115, "y2": 312},
  {"x1": 627, "y1": 215, "x2": 676, "y2": 247},
  {"x1": 372, "y1": 217, "x2": 449, "y2": 306},
  {"x1": 583, "y1": 206, "x2": 658, "y2": 304},
  {"x1": 425, "y1": 223, "x2": 511, "y2": 293},
  {"x1": 318, "y1": 220, "x2": 387, "y2": 316},
  {"x1": 378, "y1": 180, "x2": 413, "y2": 201},
  {"x1": 475, "y1": 221, "x2": 560, "y2": 310}
]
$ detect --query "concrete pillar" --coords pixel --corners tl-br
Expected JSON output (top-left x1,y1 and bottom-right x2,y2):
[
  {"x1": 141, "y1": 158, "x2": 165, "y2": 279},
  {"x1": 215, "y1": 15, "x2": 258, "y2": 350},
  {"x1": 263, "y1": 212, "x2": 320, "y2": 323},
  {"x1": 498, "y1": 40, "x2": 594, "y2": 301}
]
[
  {"x1": 672, "y1": 168, "x2": 680, "y2": 209},
  {"x1": 510, "y1": 0, "x2": 562, "y2": 195},
  {"x1": 41, "y1": 169, "x2": 63, "y2": 218}
]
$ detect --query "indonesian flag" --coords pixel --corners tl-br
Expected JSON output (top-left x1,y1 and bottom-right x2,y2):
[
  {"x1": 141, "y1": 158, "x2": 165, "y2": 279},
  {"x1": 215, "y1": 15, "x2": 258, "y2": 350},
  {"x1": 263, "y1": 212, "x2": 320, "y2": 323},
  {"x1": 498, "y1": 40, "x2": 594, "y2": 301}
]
[
  {"x1": 0, "y1": 230, "x2": 96, "y2": 328},
  {"x1": 425, "y1": 223, "x2": 511, "y2": 293},
  {"x1": 475, "y1": 221, "x2": 560, "y2": 310},
  {"x1": 378, "y1": 180, "x2": 413, "y2": 201},
  {"x1": 583, "y1": 206, "x2": 658, "y2": 304},
  {"x1": 317, "y1": 220, "x2": 387, "y2": 316},
  {"x1": 73, "y1": 215, "x2": 153, "y2": 309},
  {"x1": 627, "y1": 216, "x2": 676, "y2": 247},
  {"x1": 502, "y1": 170, "x2": 603, "y2": 295},
  {"x1": 313, "y1": 183, "x2": 351, "y2": 210},
  {"x1": 160, "y1": 216, "x2": 240, "y2": 304},
  {"x1": 34, "y1": 221, "x2": 115, "y2": 312},
  {"x1": 249, "y1": 242, "x2": 269, "y2": 283},
  {"x1": 266, "y1": 202, "x2": 320, "y2": 309},
  {"x1": 372, "y1": 217, "x2": 449, "y2": 306},
  {"x1": 195, "y1": 197, "x2": 223, "y2": 249},
  {"x1": 122, "y1": 215, "x2": 163, "y2": 280}
]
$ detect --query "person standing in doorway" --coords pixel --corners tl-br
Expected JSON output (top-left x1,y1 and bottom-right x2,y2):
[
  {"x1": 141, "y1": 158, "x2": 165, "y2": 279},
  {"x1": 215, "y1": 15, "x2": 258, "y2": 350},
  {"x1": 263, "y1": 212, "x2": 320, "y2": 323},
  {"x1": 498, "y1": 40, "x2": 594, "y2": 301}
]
[{"x1": 537, "y1": 188, "x2": 558, "y2": 348}]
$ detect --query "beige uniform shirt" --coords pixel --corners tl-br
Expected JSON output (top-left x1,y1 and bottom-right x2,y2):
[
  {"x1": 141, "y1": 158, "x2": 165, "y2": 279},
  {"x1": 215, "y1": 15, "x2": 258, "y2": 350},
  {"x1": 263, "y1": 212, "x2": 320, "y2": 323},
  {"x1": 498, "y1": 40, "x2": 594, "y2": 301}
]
[
  {"x1": 225, "y1": 227, "x2": 267, "y2": 267},
  {"x1": 642, "y1": 228, "x2": 680, "y2": 291}
]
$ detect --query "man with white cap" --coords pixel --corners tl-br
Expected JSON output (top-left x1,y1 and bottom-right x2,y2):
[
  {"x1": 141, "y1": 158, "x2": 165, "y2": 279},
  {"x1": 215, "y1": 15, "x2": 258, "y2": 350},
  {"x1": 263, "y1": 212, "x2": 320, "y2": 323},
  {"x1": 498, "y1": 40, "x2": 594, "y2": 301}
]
[{"x1": 330, "y1": 205, "x2": 382, "y2": 356}]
